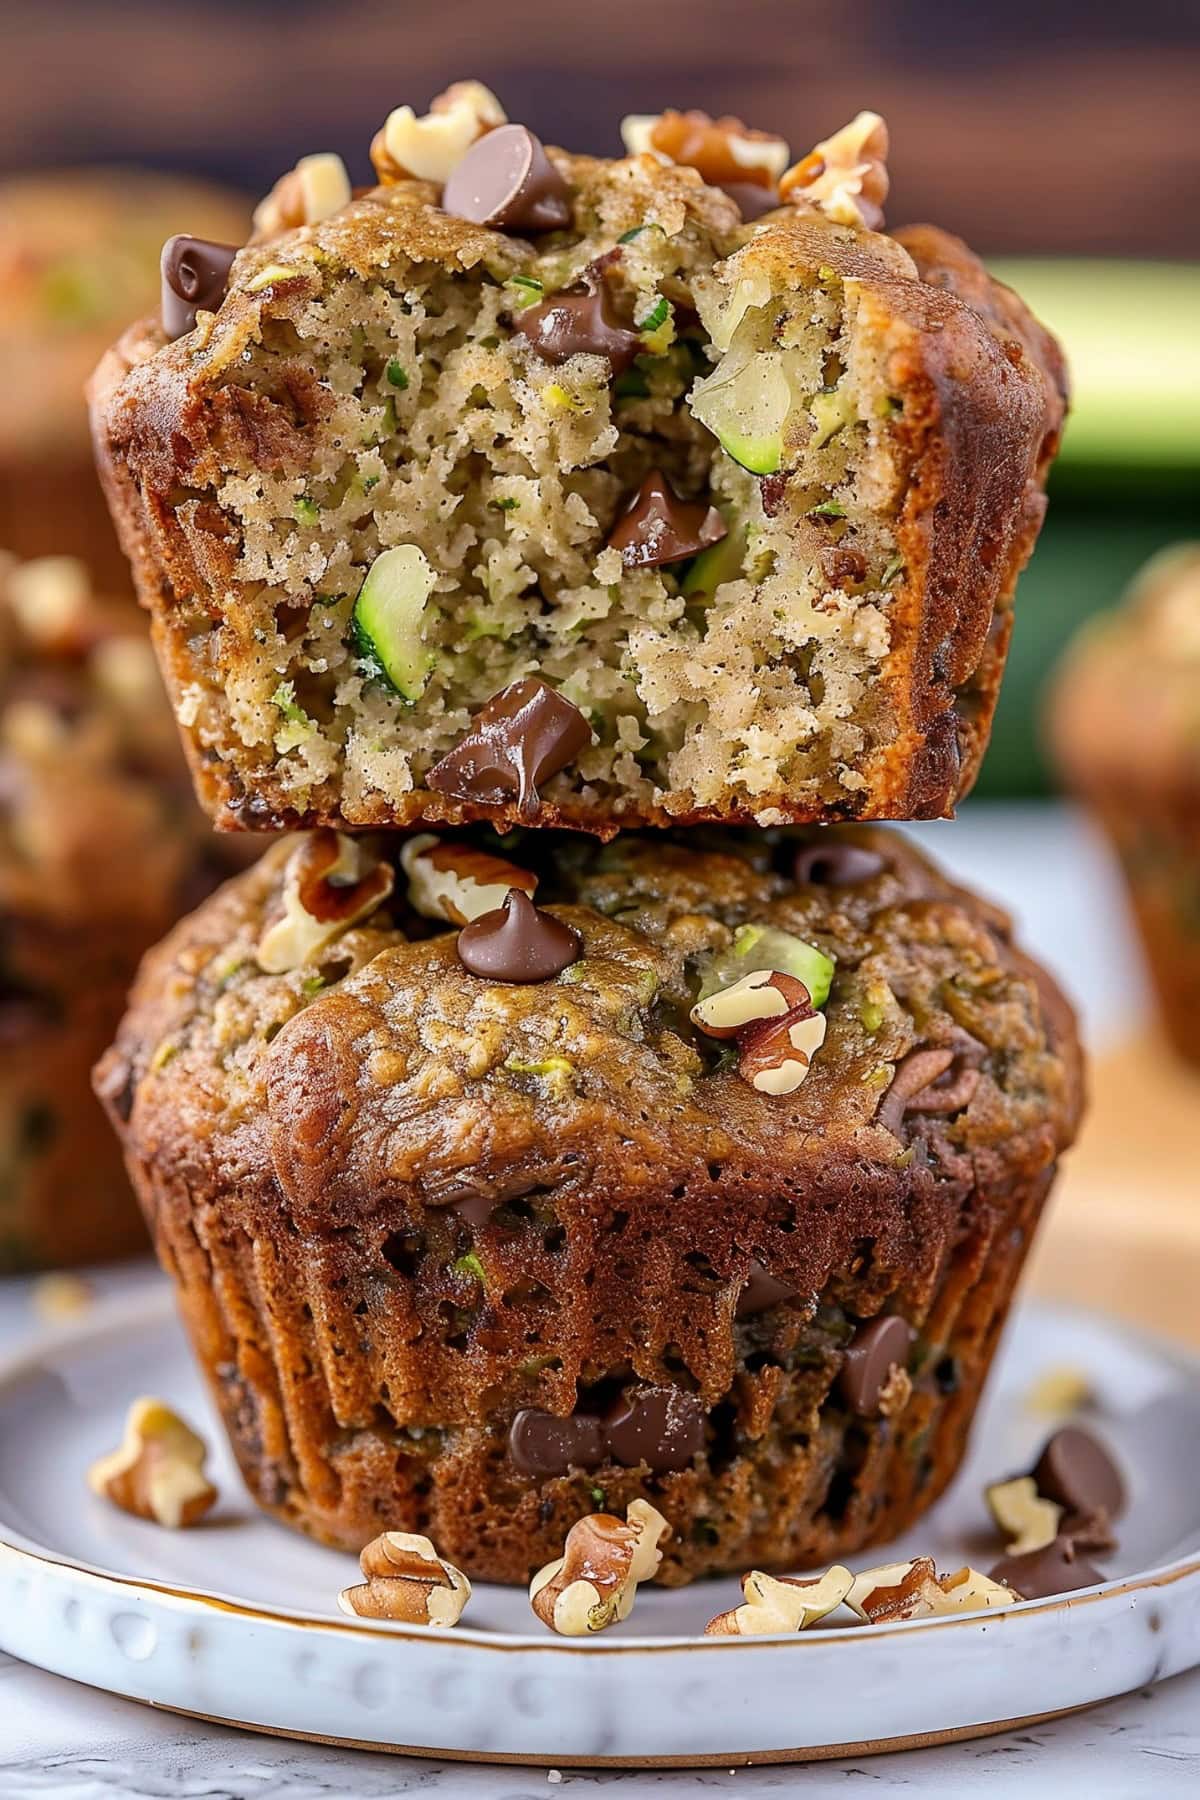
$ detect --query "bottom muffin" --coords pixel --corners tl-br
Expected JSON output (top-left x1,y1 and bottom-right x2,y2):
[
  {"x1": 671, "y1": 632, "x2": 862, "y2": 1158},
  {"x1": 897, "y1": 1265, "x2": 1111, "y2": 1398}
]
[
  {"x1": 97, "y1": 824, "x2": 1082, "y2": 1583},
  {"x1": 1049, "y1": 544, "x2": 1200, "y2": 1066}
]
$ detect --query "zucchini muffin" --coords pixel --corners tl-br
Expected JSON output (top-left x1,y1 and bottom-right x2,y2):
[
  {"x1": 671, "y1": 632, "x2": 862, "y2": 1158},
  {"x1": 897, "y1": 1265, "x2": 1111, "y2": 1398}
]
[
  {"x1": 0, "y1": 168, "x2": 249, "y2": 584},
  {"x1": 1049, "y1": 544, "x2": 1200, "y2": 1064},
  {"x1": 0, "y1": 551, "x2": 251, "y2": 1269},
  {"x1": 91, "y1": 91, "x2": 1065, "y2": 838},
  {"x1": 97, "y1": 822, "x2": 1081, "y2": 1582}
]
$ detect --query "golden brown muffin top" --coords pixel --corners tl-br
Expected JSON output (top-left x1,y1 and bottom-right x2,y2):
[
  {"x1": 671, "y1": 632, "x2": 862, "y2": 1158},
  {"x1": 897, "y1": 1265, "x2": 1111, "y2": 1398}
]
[{"x1": 103, "y1": 824, "x2": 1082, "y2": 1239}]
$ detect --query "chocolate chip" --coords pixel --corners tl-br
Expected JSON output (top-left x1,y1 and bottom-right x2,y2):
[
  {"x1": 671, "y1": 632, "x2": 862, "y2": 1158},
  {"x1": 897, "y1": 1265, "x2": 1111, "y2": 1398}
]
[
  {"x1": 161, "y1": 235, "x2": 239, "y2": 340},
  {"x1": 990, "y1": 1535, "x2": 1107, "y2": 1602},
  {"x1": 508, "y1": 1385, "x2": 705, "y2": 1478},
  {"x1": 735, "y1": 1259, "x2": 798, "y2": 1319},
  {"x1": 838, "y1": 1316, "x2": 915, "y2": 1415},
  {"x1": 456, "y1": 889, "x2": 580, "y2": 983},
  {"x1": 508, "y1": 1407, "x2": 605, "y2": 1476},
  {"x1": 792, "y1": 841, "x2": 886, "y2": 887},
  {"x1": 511, "y1": 283, "x2": 642, "y2": 374},
  {"x1": 606, "y1": 471, "x2": 727, "y2": 569},
  {"x1": 602, "y1": 1386, "x2": 705, "y2": 1473},
  {"x1": 442, "y1": 124, "x2": 572, "y2": 232},
  {"x1": 425, "y1": 677, "x2": 591, "y2": 817},
  {"x1": 720, "y1": 181, "x2": 780, "y2": 220},
  {"x1": 1032, "y1": 1428, "x2": 1125, "y2": 1521}
]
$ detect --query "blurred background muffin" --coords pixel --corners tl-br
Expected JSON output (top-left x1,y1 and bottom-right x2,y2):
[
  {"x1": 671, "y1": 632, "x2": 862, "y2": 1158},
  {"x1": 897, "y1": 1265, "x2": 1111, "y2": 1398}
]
[
  {"x1": 0, "y1": 169, "x2": 249, "y2": 584},
  {"x1": 1049, "y1": 546, "x2": 1200, "y2": 1065},
  {"x1": 0, "y1": 551, "x2": 254, "y2": 1270}
]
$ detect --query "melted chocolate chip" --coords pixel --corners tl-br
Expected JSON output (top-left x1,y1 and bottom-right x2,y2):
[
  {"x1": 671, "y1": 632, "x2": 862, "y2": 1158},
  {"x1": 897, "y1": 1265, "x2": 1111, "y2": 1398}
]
[
  {"x1": 1032, "y1": 1428, "x2": 1126, "y2": 1521},
  {"x1": 456, "y1": 889, "x2": 580, "y2": 983},
  {"x1": 990, "y1": 1535, "x2": 1107, "y2": 1601},
  {"x1": 509, "y1": 1407, "x2": 606, "y2": 1476},
  {"x1": 838, "y1": 1316, "x2": 915, "y2": 1415},
  {"x1": 425, "y1": 677, "x2": 591, "y2": 817},
  {"x1": 507, "y1": 1385, "x2": 705, "y2": 1477},
  {"x1": 607, "y1": 471, "x2": 727, "y2": 570},
  {"x1": 735, "y1": 1259, "x2": 799, "y2": 1319},
  {"x1": 792, "y1": 841, "x2": 886, "y2": 888},
  {"x1": 442, "y1": 124, "x2": 572, "y2": 232},
  {"x1": 511, "y1": 283, "x2": 642, "y2": 374},
  {"x1": 604, "y1": 1386, "x2": 705, "y2": 1473},
  {"x1": 160, "y1": 235, "x2": 239, "y2": 340},
  {"x1": 720, "y1": 181, "x2": 781, "y2": 220}
]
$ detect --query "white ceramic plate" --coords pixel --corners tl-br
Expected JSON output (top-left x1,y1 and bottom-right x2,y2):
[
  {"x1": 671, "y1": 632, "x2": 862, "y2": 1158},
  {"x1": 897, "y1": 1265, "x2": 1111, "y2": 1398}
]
[{"x1": 0, "y1": 1288, "x2": 1198, "y2": 1768}]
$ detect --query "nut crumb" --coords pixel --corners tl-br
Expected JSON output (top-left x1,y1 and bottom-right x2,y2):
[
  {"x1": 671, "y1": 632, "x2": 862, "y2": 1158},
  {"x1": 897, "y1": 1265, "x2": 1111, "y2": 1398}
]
[
  {"x1": 253, "y1": 153, "x2": 351, "y2": 239},
  {"x1": 400, "y1": 832, "x2": 536, "y2": 925},
  {"x1": 705, "y1": 1564, "x2": 853, "y2": 1635},
  {"x1": 847, "y1": 1555, "x2": 1016, "y2": 1622},
  {"x1": 256, "y1": 831, "x2": 393, "y2": 974},
  {"x1": 32, "y1": 1272, "x2": 93, "y2": 1323},
  {"x1": 87, "y1": 1397, "x2": 217, "y2": 1528},
  {"x1": 986, "y1": 1475, "x2": 1063, "y2": 1555},
  {"x1": 780, "y1": 112, "x2": 890, "y2": 230},
  {"x1": 1025, "y1": 1366, "x2": 1094, "y2": 1416},
  {"x1": 373, "y1": 80, "x2": 506, "y2": 185}
]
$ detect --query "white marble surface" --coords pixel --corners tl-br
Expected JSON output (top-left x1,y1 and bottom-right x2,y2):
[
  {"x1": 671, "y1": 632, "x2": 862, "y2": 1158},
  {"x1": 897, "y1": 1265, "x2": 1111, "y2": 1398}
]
[{"x1": 1, "y1": 800, "x2": 1195, "y2": 1796}]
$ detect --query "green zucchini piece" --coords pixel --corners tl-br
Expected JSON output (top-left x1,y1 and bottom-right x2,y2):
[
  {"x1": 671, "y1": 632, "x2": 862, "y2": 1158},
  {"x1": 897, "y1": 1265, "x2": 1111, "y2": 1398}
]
[
  {"x1": 688, "y1": 351, "x2": 791, "y2": 475},
  {"x1": 351, "y1": 546, "x2": 438, "y2": 701}
]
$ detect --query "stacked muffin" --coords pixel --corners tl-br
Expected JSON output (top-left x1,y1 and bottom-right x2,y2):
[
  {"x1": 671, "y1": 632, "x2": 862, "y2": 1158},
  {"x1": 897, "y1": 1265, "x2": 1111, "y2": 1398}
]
[{"x1": 90, "y1": 90, "x2": 1079, "y2": 1583}]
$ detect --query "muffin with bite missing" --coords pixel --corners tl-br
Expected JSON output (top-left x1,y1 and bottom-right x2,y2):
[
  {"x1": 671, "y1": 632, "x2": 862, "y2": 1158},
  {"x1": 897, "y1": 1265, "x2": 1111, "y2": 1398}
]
[
  {"x1": 97, "y1": 822, "x2": 1081, "y2": 1582},
  {"x1": 1050, "y1": 543, "x2": 1200, "y2": 1064},
  {"x1": 90, "y1": 89, "x2": 1064, "y2": 838}
]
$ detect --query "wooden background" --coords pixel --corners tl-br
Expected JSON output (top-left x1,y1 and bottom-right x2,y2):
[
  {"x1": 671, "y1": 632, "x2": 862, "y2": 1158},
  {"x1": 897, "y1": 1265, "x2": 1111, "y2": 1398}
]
[{"x1": 4, "y1": 0, "x2": 1200, "y2": 257}]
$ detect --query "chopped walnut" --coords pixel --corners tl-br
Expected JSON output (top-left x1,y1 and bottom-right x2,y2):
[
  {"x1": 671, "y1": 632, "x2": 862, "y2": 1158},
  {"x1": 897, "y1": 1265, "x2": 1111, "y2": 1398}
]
[
  {"x1": 372, "y1": 80, "x2": 506, "y2": 185},
  {"x1": 986, "y1": 1475, "x2": 1064, "y2": 1555},
  {"x1": 705, "y1": 1564, "x2": 853, "y2": 1635},
  {"x1": 780, "y1": 111, "x2": 890, "y2": 231},
  {"x1": 87, "y1": 1397, "x2": 217, "y2": 1528},
  {"x1": 252, "y1": 153, "x2": 352, "y2": 239},
  {"x1": 847, "y1": 1556, "x2": 1016, "y2": 1622},
  {"x1": 256, "y1": 831, "x2": 394, "y2": 974},
  {"x1": 620, "y1": 109, "x2": 789, "y2": 190},
  {"x1": 338, "y1": 1531, "x2": 471, "y2": 1626},
  {"x1": 529, "y1": 1499, "x2": 668, "y2": 1635},
  {"x1": 737, "y1": 1006, "x2": 827, "y2": 1096},
  {"x1": 399, "y1": 832, "x2": 537, "y2": 925}
]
